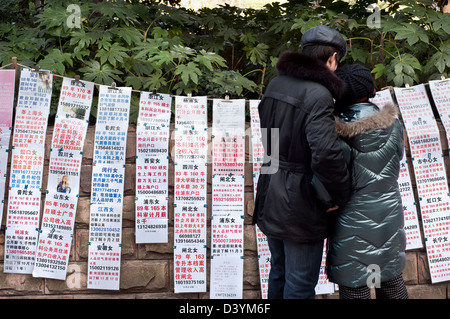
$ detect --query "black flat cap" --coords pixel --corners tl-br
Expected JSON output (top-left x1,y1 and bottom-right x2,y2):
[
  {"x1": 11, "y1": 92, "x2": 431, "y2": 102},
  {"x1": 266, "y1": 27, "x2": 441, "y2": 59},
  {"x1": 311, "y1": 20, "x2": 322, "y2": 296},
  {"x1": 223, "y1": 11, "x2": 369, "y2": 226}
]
[{"x1": 301, "y1": 25, "x2": 347, "y2": 60}]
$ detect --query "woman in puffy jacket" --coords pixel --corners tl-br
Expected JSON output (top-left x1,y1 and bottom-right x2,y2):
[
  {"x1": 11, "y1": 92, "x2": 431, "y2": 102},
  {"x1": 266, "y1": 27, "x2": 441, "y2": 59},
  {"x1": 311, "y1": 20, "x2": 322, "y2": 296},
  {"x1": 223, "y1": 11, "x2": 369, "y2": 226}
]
[{"x1": 325, "y1": 64, "x2": 408, "y2": 299}]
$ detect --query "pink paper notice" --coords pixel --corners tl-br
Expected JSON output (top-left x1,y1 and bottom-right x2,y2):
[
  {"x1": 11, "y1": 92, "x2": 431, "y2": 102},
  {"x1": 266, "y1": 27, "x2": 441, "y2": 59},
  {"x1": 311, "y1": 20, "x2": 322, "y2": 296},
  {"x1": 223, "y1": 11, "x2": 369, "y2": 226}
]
[{"x1": 0, "y1": 70, "x2": 16, "y2": 127}]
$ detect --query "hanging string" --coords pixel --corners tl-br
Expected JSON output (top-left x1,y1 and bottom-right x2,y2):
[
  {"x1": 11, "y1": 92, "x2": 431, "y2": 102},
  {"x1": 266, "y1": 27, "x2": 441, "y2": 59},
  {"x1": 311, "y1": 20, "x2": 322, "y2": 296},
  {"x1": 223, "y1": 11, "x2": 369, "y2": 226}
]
[
  {"x1": 0, "y1": 63, "x2": 13, "y2": 69},
  {"x1": 0, "y1": 58, "x2": 259, "y2": 103}
]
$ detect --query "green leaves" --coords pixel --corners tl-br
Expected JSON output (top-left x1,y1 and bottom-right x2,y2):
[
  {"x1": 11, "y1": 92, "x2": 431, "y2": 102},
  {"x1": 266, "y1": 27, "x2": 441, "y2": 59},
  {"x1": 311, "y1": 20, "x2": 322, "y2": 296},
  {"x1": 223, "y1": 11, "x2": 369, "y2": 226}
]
[
  {"x1": 194, "y1": 50, "x2": 227, "y2": 71},
  {"x1": 372, "y1": 64, "x2": 386, "y2": 80},
  {"x1": 78, "y1": 61, "x2": 123, "y2": 85},
  {"x1": 387, "y1": 54, "x2": 422, "y2": 87},
  {"x1": 175, "y1": 62, "x2": 202, "y2": 85},
  {"x1": 291, "y1": 18, "x2": 321, "y2": 34},
  {"x1": 38, "y1": 49, "x2": 73, "y2": 75},
  {"x1": 348, "y1": 47, "x2": 370, "y2": 64},
  {"x1": 149, "y1": 51, "x2": 175, "y2": 67},
  {"x1": 2, "y1": 0, "x2": 449, "y2": 123},
  {"x1": 373, "y1": 54, "x2": 422, "y2": 88},
  {"x1": 90, "y1": 1, "x2": 139, "y2": 26},
  {"x1": 114, "y1": 27, "x2": 143, "y2": 46},
  {"x1": 69, "y1": 29, "x2": 94, "y2": 52},
  {"x1": 427, "y1": 42, "x2": 450, "y2": 74},
  {"x1": 136, "y1": 38, "x2": 233, "y2": 95},
  {"x1": 392, "y1": 23, "x2": 429, "y2": 46},
  {"x1": 36, "y1": 3, "x2": 76, "y2": 36},
  {"x1": 431, "y1": 12, "x2": 450, "y2": 34},
  {"x1": 210, "y1": 70, "x2": 258, "y2": 96},
  {"x1": 342, "y1": 2, "x2": 449, "y2": 88},
  {"x1": 245, "y1": 43, "x2": 270, "y2": 64},
  {"x1": 95, "y1": 43, "x2": 129, "y2": 65}
]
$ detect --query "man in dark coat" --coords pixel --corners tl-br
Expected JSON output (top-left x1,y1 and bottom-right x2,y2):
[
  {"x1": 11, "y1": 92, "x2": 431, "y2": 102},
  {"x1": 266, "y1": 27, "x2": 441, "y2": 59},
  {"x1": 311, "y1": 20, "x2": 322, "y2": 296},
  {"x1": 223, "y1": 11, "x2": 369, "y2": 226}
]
[{"x1": 253, "y1": 25, "x2": 351, "y2": 299}]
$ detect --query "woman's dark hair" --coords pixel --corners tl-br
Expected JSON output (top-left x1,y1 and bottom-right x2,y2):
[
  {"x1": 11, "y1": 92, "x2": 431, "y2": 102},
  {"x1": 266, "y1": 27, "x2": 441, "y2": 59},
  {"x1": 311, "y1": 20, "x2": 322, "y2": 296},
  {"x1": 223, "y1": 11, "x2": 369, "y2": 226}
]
[{"x1": 301, "y1": 45, "x2": 342, "y2": 64}]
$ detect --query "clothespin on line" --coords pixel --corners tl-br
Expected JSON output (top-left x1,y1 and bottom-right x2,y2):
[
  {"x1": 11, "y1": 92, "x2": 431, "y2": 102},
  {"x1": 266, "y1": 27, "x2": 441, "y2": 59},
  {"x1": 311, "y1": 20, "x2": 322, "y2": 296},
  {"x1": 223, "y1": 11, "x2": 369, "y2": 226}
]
[
  {"x1": 30, "y1": 64, "x2": 53, "y2": 75},
  {"x1": 108, "y1": 81, "x2": 119, "y2": 90},
  {"x1": 402, "y1": 83, "x2": 414, "y2": 91},
  {"x1": 72, "y1": 75, "x2": 87, "y2": 88},
  {"x1": 31, "y1": 65, "x2": 41, "y2": 73},
  {"x1": 222, "y1": 90, "x2": 232, "y2": 102},
  {"x1": 149, "y1": 87, "x2": 160, "y2": 97},
  {"x1": 185, "y1": 92, "x2": 196, "y2": 102},
  {"x1": 439, "y1": 75, "x2": 449, "y2": 83}
]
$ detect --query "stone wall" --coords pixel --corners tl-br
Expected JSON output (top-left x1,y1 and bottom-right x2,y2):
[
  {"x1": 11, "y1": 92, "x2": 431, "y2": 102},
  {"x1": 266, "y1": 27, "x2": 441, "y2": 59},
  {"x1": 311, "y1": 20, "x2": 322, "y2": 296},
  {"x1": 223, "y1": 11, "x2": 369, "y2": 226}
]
[{"x1": 0, "y1": 121, "x2": 449, "y2": 299}]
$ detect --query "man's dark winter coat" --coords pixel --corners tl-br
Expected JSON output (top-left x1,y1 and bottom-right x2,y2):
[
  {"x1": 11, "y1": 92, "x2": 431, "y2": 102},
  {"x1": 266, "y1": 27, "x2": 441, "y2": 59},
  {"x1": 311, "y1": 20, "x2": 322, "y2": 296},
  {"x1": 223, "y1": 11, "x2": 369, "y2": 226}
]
[{"x1": 253, "y1": 51, "x2": 351, "y2": 243}]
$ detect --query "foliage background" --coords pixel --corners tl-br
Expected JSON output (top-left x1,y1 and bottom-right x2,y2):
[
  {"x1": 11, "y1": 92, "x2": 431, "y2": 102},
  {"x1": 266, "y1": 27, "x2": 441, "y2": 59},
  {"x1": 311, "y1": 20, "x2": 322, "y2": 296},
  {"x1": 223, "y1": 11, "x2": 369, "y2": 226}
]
[{"x1": 0, "y1": 0, "x2": 449, "y2": 122}]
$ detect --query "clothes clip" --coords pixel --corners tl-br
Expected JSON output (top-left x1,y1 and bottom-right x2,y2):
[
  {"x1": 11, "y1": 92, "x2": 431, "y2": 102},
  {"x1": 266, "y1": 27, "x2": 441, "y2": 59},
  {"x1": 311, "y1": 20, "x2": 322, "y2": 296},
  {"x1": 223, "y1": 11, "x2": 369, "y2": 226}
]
[
  {"x1": 439, "y1": 75, "x2": 449, "y2": 83},
  {"x1": 222, "y1": 90, "x2": 232, "y2": 102},
  {"x1": 149, "y1": 88, "x2": 160, "y2": 98},
  {"x1": 402, "y1": 83, "x2": 414, "y2": 91},
  {"x1": 32, "y1": 65, "x2": 41, "y2": 73},
  {"x1": 108, "y1": 82, "x2": 119, "y2": 90}
]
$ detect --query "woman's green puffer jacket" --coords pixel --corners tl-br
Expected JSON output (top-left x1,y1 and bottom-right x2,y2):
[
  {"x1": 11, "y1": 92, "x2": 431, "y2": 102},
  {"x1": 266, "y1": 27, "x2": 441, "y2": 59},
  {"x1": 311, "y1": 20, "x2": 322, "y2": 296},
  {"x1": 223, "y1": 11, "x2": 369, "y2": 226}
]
[{"x1": 326, "y1": 101, "x2": 406, "y2": 288}]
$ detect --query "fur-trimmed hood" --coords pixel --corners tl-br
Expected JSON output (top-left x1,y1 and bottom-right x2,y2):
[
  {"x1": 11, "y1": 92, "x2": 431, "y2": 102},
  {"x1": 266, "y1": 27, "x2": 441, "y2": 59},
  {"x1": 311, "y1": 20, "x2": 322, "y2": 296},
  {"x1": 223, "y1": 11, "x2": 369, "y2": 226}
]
[
  {"x1": 335, "y1": 102, "x2": 399, "y2": 152},
  {"x1": 335, "y1": 102, "x2": 398, "y2": 137},
  {"x1": 276, "y1": 51, "x2": 347, "y2": 100}
]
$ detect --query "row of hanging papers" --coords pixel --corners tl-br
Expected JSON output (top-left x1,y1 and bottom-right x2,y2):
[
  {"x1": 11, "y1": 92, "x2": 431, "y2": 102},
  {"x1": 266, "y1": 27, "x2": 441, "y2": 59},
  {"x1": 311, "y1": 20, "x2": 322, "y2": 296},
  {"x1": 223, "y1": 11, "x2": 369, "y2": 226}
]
[{"x1": 0, "y1": 66, "x2": 449, "y2": 295}]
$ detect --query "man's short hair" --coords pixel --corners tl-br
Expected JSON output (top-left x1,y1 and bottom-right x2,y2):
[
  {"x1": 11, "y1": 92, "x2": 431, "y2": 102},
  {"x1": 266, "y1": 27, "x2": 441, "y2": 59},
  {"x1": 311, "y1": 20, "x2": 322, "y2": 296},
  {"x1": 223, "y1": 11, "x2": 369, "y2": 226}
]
[{"x1": 301, "y1": 44, "x2": 342, "y2": 63}]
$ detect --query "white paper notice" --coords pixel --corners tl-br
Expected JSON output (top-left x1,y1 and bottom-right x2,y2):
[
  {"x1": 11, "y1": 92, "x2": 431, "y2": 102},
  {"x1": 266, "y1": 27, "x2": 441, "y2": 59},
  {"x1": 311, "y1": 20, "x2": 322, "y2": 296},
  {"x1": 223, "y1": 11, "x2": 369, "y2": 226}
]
[
  {"x1": 210, "y1": 215, "x2": 244, "y2": 299},
  {"x1": 394, "y1": 84, "x2": 450, "y2": 283},
  {"x1": 0, "y1": 69, "x2": 15, "y2": 127},
  {"x1": 369, "y1": 89, "x2": 394, "y2": 110},
  {"x1": 212, "y1": 175, "x2": 245, "y2": 216},
  {"x1": 0, "y1": 70, "x2": 15, "y2": 218},
  {"x1": 212, "y1": 99, "x2": 245, "y2": 176},
  {"x1": 370, "y1": 90, "x2": 423, "y2": 250},
  {"x1": 249, "y1": 100, "x2": 272, "y2": 298},
  {"x1": 135, "y1": 91, "x2": 171, "y2": 243},
  {"x1": 315, "y1": 240, "x2": 335, "y2": 295},
  {"x1": 398, "y1": 160, "x2": 423, "y2": 250},
  {"x1": 57, "y1": 77, "x2": 94, "y2": 122},
  {"x1": 87, "y1": 243, "x2": 121, "y2": 290},
  {"x1": 210, "y1": 98, "x2": 245, "y2": 299},
  {"x1": 33, "y1": 77, "x2": 94, "y2": 280},
  {"x1": 4, "y1": 187, "x2": 42, "y2": 274},
  {"x1": 425, "y1": 78, "x2": 450, "y2": 282},
  {"x1": 4, "y1": 68, "x2": 52, "y2": 274},
  {"x1": 429, "y1": 78, "x2": 450, "y2": 149},
  {"x1": 173, "y1": 95, "x2": 208, "y2": 293},
  {"x1": 210, "y1": 256, "x2": 244, "y2": 299},
  {"x1": 255, "y1": 225, "x2": 270, "y2": 299},
  {"x1": 87, "y1": 85, "x2": 131, "y2": 290}
]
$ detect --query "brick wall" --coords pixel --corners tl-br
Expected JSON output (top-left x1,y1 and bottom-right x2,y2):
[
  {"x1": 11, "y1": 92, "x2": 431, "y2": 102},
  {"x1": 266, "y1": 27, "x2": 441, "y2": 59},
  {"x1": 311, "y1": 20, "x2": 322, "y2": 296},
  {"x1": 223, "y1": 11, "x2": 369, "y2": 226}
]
[{"x1": 0, "y1": 120, "x2": 449, "y2": 299}]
